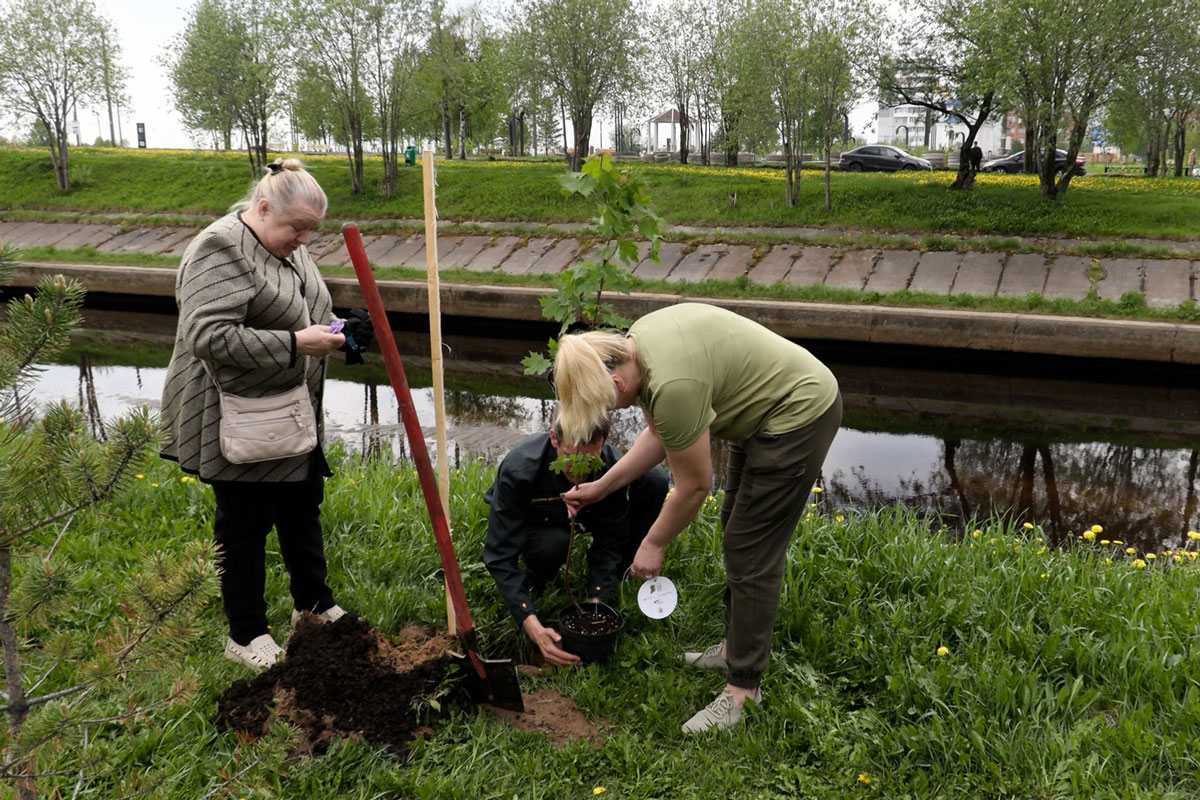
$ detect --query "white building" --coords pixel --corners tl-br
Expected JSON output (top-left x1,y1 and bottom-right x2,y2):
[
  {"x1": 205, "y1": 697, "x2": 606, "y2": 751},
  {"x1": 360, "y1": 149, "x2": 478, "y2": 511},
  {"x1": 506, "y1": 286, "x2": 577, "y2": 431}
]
[{"x1": 876, "y1": 103, "x2": 1006, "y2": 156}]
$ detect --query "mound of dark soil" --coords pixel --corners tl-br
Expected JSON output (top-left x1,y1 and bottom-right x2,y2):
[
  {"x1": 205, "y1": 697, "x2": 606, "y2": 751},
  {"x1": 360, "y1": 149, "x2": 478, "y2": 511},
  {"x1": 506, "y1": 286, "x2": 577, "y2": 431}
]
[{"x1": 216, "y1": 615, "x2": 455, "y2": 756}]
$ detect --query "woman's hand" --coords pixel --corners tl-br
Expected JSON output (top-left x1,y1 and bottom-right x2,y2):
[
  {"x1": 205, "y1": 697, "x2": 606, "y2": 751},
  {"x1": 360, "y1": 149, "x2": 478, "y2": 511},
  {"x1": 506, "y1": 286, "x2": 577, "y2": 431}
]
[
  {"x1": 629, "y1": 539, "x2": 666, "y2": 580},
  {"x1": 521, "y1": 615, "x2": 580, "y2": 666},
  {"x1": 295, "y1": 324, "x2": 345, "y2": 357},
  {"x1": 562, "y1": 480, "x2": 607, "y2": 517}
]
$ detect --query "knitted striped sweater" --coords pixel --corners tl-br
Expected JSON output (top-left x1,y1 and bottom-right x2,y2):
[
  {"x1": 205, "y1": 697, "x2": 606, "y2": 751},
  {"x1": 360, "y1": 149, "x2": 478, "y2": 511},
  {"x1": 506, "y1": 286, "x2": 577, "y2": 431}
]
[{"x1": 159, "y1": 212, "x2": 333, "y2": 482}]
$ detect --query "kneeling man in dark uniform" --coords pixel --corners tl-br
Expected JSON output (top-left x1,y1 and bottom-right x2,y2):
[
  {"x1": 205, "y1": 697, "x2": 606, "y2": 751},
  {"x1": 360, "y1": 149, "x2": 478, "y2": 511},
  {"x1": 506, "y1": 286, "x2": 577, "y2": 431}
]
[{"x1": 484, "y1": 414, "x2": 669, "y2": 665}]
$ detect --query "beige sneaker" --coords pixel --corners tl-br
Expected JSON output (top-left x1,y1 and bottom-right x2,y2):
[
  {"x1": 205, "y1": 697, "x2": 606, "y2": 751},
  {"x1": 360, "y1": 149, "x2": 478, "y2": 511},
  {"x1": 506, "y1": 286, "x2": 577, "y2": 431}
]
[
  {"x1": 291, "y1": 604, "x2": 347, "y2": 627},
  {"x1": 681, "y1": 688, "x2": 760, "y2": 734},
  {"x1": 682, "y1": 641, "x2": 727, "y2": 671},
  {"x1": 223, "y1": 633, "x2": 283, "y2": 671}
]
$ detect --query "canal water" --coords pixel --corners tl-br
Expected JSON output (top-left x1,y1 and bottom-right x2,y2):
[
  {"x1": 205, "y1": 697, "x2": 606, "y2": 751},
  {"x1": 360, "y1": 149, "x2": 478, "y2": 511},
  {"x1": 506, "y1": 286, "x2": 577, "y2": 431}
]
[{"x1": 11, "y1": 309, "x2": 1200, "y2": 555}]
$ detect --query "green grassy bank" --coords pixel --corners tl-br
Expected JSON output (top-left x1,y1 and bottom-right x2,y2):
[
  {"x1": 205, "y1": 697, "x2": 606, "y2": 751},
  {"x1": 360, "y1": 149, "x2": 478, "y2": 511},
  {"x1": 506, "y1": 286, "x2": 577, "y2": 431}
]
[
  {"x1": 4, "y1": 146, "x2": 1200, "y2": 239},
  {"x1": 19, "y1": 451, "x2": 1200, "y2": 799}
]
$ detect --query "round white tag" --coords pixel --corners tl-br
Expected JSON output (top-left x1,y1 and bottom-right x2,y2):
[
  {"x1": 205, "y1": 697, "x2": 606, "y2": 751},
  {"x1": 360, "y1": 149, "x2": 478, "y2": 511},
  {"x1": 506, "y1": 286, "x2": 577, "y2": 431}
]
[{"x1": 637, "y1": 576, "x2": 678, "y2": 619}]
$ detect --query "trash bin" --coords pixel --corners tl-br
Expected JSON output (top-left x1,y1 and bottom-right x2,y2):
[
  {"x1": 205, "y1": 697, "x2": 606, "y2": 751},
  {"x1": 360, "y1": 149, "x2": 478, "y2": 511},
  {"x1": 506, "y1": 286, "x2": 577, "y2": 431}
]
[{"x1": 404, "y1": 146, "x2": 416, "y2": 166}]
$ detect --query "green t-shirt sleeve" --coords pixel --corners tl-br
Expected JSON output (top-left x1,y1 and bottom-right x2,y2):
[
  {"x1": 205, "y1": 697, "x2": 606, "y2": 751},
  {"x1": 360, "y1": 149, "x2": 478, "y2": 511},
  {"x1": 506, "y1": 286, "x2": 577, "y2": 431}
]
[{"x1": 648, "y1": 378, "x2": 716, "y2": 450}]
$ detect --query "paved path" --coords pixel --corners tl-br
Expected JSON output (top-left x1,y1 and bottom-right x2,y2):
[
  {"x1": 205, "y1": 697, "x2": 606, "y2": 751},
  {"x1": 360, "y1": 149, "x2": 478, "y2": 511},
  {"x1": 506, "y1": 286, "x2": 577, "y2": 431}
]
[{"x1": 2, "y1": 219, "x2": 1197, "y2": 309}]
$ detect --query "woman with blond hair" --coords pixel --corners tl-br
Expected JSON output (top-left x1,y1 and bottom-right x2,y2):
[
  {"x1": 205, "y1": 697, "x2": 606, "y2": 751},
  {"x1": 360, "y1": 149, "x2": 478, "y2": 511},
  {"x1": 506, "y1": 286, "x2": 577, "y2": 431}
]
[
  {"x1": 558, "y1": 302, "x2": 841, "y2": 733},
  {"x1": 161, "y1": 158, "x2": 368, "y2": 670}
]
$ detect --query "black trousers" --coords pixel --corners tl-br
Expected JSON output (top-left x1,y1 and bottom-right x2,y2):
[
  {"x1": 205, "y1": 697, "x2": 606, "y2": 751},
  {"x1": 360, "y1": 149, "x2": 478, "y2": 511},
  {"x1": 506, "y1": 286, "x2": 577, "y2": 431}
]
[{"x1": 211, "y1": 472, "x2": 335, "y2": 645}]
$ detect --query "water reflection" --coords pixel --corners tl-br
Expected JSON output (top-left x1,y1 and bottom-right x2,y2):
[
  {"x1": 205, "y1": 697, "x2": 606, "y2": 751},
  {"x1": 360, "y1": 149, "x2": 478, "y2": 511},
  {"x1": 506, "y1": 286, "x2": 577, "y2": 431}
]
[{"x1": 12, "y1": 325, "x2": 1200, "y2": 554}]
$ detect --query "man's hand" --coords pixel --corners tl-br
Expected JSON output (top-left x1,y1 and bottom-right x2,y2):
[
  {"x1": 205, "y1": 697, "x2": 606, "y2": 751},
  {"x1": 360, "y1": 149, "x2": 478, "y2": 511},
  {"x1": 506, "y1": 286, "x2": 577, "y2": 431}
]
[
  {"x1": 522, "y1": 615, "x2": 580, "y2": 666},
  {"x1": 629, "y1": 539, "x2": 665, "y2": 580},
  {"x1": 562, "y1": 480, "x2": 607, "y2": 517}
]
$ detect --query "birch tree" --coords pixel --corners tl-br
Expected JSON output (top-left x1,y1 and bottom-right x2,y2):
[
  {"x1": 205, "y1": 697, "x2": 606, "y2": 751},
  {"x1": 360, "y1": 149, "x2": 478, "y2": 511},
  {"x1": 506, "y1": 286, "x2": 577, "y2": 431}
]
[{"x1": 0, "y1": 0, "x2": 122, "y2": 190}]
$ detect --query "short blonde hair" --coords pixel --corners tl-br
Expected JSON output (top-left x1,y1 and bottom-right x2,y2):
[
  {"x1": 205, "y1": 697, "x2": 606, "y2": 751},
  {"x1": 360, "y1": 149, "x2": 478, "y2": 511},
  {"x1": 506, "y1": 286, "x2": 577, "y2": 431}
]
[
  {"x1": 553, "y1": 331, "x2": 629, "y2": 444},
  {"x1": 232, "y1": 157, "x2": 327, "y2": 216}
]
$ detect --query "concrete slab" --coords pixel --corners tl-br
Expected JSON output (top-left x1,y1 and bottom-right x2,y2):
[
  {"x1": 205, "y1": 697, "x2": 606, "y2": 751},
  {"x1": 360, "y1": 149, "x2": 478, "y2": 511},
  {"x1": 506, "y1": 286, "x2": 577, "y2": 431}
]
[
  {"x1": 438, "y1": 236, "x2": 490, "y2": 269},
  {"x1": 634, "y1": 241, "x2": 684, "y2": 281},
  {"x1": 824, "y1": 249, "x2": 876, "y2": 291},
  {"x1": 871, "y1": 306, "x2": 1016, "y2": 352},
  {"x1": 909, "y1": 251, "x2": 961, "y2": 294},
  {"x1": 1013, "y1": 315, "x2": 1178, "y2": 362},
  {"x1": 708, "y1": 244, "x2": 754, "y2": 281},
  {"x1": 1143, "y1": 258, "x2": 1191, "y2": 308},
  {"x1": 465, "y1": 236, "x2": 521, "y2": 272},
  {"x1": 306, "y1": 233, "x2": 347, "y2": 260},
  {"x1": 527, "y1": 238, "x2": 580, "y2": 275},
  {"x1": 1042, "y1": 255, "x2": 1093, "y2": 300},
  {"x1": 951, "y1": 252, "x2": 1005, "y2": 296},
  {"x1": 1095, "y1": 258, "x2": 1143, "y2": 301},
  {"x1": 149, "y1": 229, "x2": 197, "y2": 255},
  {"x1": 748, "y1": 244, "x2": 800, "y2": 285},
  {"x1": 865, "y1": 250, "x2": 918, "y2": 294},
  {"x1": 3, "y1": 221, "x2": 81, "y2": 248},
  {"x1": 501, "y1": 238, "x2": 556, "y2": 275},
  {"x1": 669, "y1": 244, "x2": 726, "y2": 283},
  {"x1": 785, "y1": 246, "x2": 834, "y2": 286},
  {"x1": 364, "y1": 234, "x2": 402, "y2": 262},
  {"x1": 104, "y1": 228, "x2": 174, "y2": 254},
  {"x1": 395, "y1": 240, "x2": 429, "y2": 269},
  {"x1": 376, "y1": 236, "x2": 424, "y2": 267},
  {"x1": 997, "y1": 253, "x2": 1048, "y2": 298},
  {"x1": 95, "y1": 228, "x2": 160, "y2": 253}
]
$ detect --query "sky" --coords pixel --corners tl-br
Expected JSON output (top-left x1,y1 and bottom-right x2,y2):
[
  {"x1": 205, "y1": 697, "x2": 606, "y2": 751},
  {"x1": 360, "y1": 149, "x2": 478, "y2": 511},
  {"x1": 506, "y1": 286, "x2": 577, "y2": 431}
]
[{"x1": 24, "y1": 0, "x2": 876, "y2": 152}]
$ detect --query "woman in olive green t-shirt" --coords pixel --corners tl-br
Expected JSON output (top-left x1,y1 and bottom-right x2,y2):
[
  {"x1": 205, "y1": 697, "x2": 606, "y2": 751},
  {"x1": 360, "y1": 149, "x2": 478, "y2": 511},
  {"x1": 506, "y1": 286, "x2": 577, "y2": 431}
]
[{"x1": 556, "y1": 302, "x2": 842, "y2": 733}]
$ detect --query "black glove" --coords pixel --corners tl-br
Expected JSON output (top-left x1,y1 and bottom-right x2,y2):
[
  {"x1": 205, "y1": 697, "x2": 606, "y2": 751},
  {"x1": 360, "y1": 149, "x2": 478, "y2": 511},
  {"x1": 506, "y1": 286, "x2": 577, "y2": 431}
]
[{"x1": 338, "y1": 308, "x2": 374, "y2": 365}]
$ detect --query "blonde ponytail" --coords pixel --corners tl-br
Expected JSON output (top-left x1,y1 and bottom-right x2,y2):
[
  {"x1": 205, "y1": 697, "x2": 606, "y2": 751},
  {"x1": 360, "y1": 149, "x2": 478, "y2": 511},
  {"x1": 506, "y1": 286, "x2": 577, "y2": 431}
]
[
  {"x1": 553, "y1": 331, "x2": 629, "y2": 444},
  {"x1": 232, "y1": 157, "x2": 327, "y2": 215}
]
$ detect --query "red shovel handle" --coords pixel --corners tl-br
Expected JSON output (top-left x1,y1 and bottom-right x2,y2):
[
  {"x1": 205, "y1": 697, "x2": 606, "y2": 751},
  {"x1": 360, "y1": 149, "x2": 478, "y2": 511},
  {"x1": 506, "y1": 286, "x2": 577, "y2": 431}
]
[{"x1": 341, "y1": 223, "x2": 475, "y2": 637}]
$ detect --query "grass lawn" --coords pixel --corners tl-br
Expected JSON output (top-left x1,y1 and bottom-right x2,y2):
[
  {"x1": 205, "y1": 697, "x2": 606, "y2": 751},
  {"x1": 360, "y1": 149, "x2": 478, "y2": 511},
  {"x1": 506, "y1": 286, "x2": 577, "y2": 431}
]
[
  {"x1": 18, "y1": 450, "x2": 1200, "y2": 799},
  {"x1": 4, "y1": 146, "x2": 1200, "y2": 239}
]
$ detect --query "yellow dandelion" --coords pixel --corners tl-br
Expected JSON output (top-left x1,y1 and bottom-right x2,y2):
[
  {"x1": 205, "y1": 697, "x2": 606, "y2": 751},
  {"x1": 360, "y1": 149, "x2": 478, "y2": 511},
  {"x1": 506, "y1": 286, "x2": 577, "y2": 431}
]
[
  {"x1": 135, "y1": 474, "x2": 144, "y2": 479},
  {"x1": 809, "y1": 502, "x2": 817, "y2": 508},
  {"x1": 972, "y1": 530, "x2": 981, "y2": 538},
  {"x1": 1113, "y1": 540, "x2": 1124, "y2": 545},
  {"x1": 812, "y1": 487, "x2": 823, "y2": 494},
  {"x1": 1023, "y1": 522, "x2": 1034, "y2": 529},
  {"x1": 936, "y1": 646, "x2": 949, "y2": 656},
  {"x1": 1100, "y1": 540, "x2": 1110, "y2": 545},
  {"x1": 1132, "y1": 559, "x2": 1147, "y2": 569},
  {"x1": 836, "y1": 515, "x2": 845, "y2": 523},
  {"x1": 1104, "y1": 557, "x2": 1112, "y2": 564},
  {"x1": 1189, "y1": 531, "x2": 1200, "y2": 540},
  {"x1": 1040, "y1": 573, "x2": 1048, "y2": 579},
  {"x1": 151, "y1": 482, "x2": 159, "y2": 488},
  {"x1": 1125, "y1": 547, "x2": 1137, "y2": 555},
  {"x1": 180, "y1": 476, "x2": 189, "y2": 484},
  {"x1": 593, "y1": 789, "x2": 606, "y2": 796},
  {"x1": 1082, "y1": 531, "x2": 1096, "y2": 540},
  {"x1": 1036, "y1": 547, "x2": 1046, "y2": 555},
  {"x1": 1091, "y1": 525, "x2": 1103, "y2": 534},
  {"x1": 858, "y1": 773, "x2": 872, "y2": 785},
  {"x1": 1146, "y1": 553, "x2": 1157, "y2": 560},
  {"x1": 1174, "y1": 555, "x2": 1183, "y2": 563}
]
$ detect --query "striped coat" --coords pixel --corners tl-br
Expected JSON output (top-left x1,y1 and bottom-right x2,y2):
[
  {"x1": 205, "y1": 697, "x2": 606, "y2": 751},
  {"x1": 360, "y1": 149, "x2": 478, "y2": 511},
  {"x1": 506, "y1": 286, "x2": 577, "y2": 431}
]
[{"x1": 160, "y1": 212, "x2": 333, "y2": 482}]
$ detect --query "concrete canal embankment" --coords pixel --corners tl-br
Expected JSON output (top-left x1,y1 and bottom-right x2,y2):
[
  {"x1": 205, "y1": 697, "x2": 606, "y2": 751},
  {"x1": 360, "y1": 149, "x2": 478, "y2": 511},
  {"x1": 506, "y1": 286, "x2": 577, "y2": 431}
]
[{"x1": 7, "y1": 261, "x2": 1200, "y2": 366}]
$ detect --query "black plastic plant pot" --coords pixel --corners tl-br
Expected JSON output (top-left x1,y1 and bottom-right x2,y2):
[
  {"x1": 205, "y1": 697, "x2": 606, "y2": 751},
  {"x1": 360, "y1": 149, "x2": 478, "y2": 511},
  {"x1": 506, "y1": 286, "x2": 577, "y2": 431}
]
[{"x1": 556, "y1": 600, "x2": 624, "y2": 665}]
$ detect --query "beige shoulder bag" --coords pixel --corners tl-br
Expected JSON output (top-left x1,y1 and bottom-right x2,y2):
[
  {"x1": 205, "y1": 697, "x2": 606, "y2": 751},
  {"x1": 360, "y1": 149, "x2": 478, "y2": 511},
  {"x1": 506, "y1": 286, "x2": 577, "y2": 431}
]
[{"x1": 202, "y1": 316, "x2": 318, "y2": 463}]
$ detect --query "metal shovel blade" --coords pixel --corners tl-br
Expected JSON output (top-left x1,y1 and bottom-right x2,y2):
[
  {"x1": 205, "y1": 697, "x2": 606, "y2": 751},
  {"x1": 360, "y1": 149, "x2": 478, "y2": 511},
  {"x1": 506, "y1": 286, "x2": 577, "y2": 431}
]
[{"x1": 455, "y1": 650, "x2": 525, "y2": 712}]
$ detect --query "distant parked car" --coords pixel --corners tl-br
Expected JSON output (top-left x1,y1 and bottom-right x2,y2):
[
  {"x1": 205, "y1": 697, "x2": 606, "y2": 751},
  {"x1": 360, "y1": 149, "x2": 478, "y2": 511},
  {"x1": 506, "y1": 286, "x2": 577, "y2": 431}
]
[
  {"x1": 981, "y1": 149, "x2": 1087, "y2": 176},
  {"x1": 838, "y1": 145, "x2": 933, "y2": 172}
]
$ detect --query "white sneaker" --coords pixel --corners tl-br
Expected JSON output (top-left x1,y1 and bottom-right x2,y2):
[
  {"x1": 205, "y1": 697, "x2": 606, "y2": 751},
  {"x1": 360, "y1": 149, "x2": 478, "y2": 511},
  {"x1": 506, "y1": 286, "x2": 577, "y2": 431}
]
[
  {"x1": 291, "y1": 604, "x2": 347, "y2": 627},
  {"x1": 681, "y1": 688, "x2": 760, "y2": 734},
  {"x1": 223, "y1": 633, "x2": 284, "y2": 671},
  {"x1": 682, "y1": 641, "x2": 727, "y2": 671}
]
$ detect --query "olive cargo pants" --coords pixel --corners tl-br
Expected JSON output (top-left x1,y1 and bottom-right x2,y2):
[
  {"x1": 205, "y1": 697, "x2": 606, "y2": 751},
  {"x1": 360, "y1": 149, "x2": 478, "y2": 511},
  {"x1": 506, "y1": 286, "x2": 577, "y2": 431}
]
[{"x1": 719, "y1": 393, "x2": 843, "y2": 689}]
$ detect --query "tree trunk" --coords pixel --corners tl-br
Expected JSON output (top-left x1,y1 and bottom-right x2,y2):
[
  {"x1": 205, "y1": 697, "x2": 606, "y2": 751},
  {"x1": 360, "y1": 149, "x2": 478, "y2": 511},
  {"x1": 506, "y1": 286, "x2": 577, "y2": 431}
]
[
  {"x1": 1175, "y1": 115, "x2": 1187, "y2": 177},
  {"x1": 1, "y1": 545, "x2": 37, "y2": 800},
  {"x1": 458, "y1": 105, "x2": 467, "y2": 160},
  {"x1": 678, "y1": 102, "x2": 689, "y2": 165},
  {"x1": 571, "y1": 112, "x2": 591, "y2": 172},
  {"x1": 784, "y1": 137, "x2": 795, "y2": 208},
  {"x1": 823, "y1": 141, "x2": 832, "y2": 211},
  {"x1": 442, "y1": 100, "x2": 453, "y2": 159},
  {"x1": 560, "y1": 99, "x2": 569, "y2": 161}
]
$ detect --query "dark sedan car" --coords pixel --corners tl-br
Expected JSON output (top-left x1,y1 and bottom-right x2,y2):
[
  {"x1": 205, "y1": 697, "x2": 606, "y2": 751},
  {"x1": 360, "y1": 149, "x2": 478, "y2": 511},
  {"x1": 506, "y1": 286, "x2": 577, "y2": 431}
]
[
  {"x1": 838, "y1": 145, "x2": 933, "y2": 172},
  {"x1": 982, "y1": 149, "x2": 1087, "y2": 176}
]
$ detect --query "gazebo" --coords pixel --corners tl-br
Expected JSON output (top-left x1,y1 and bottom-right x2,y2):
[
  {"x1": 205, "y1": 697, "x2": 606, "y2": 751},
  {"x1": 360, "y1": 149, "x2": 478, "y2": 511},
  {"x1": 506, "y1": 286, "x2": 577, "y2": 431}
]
[{"x1": 647, "y1": 108, "x2": 694, "y2": 153}]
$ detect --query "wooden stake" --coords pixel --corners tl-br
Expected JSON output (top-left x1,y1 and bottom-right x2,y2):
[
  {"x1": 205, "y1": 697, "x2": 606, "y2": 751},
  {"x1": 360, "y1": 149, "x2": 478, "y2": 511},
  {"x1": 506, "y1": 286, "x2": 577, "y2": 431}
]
[{"x1": 423, "y1": 149, "x2": 455, "y2": 634}]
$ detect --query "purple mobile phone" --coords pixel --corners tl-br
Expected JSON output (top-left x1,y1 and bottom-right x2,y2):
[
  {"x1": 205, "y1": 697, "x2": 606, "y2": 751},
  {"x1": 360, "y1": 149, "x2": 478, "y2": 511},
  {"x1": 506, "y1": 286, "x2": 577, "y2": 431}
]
[{"x1": 329, "y1": 320, "x2": 345, "y2": 334}]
